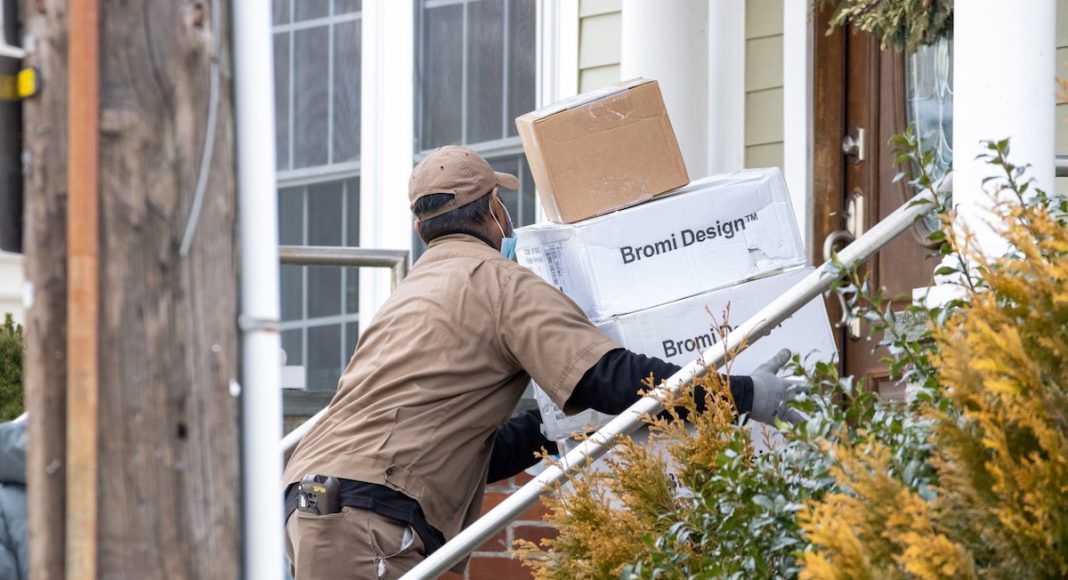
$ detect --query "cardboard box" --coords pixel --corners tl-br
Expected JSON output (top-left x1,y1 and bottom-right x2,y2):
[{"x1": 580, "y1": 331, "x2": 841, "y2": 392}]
[
  {"x1": 515, "y1": 78, "x2": 688, "y2": 223},
  {"x1": 561, "y1": 418, "x2": 783, "y2": 465},
  {"x1": 559, "y1": 421, "x2": 784, "y2": 497},
  {"x1": 516, "y1": 168, "x2": 806, "y2": 322},
  {"x1": 535, "y1": 267, "x2": 838, "y2": 440}
]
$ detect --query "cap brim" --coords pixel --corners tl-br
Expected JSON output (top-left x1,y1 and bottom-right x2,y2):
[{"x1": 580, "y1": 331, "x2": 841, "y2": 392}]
[{"x1": 494, "y1": 171, "x2": 520, "y2": 190}]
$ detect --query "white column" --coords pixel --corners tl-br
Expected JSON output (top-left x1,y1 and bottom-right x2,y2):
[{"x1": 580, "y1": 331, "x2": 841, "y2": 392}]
[
  {"x1": 536, "y1": 0, "x2": 579, "y2": 108},
  {"x1": 360, "y1": 0, "x2": 415, "y2": 334},
  {"x1": 621, "y1": 0, "x2": 710, "y2": 177},
  {"x1": 953, "y1": 0, "x2": 1056, "y2": 254},
  {"x1": 783, "y1": 0, "x2": 812, "y2": 250},
  {"x1": 706, "y1": 0, "x2": 746, "y2": 176}
]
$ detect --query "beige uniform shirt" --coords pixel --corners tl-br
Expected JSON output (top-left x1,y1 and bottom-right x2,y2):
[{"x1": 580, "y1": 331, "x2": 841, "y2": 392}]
[{"x1": 282, "y1": 234, "x2": 620, "y2": 540}]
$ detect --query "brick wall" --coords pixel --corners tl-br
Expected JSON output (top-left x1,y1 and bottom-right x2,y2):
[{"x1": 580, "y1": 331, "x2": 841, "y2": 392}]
[{"x1": 441, "y1": 471, "x2": 558, "y2": 580}]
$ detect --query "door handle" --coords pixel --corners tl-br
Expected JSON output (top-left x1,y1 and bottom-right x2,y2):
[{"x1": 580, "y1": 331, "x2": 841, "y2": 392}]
[
  {"x1": 822, "y1": 191, "x2": 865, "y2": 262},
  {"x1": 822, "y1": 229, "x2": 855, "y2": 263},
  {"x1": 823, "y1": 191, "x2": 865, "y2": 340},
  {"x1": 841, "y1": 126, "x2": 866, "y2": 164}
]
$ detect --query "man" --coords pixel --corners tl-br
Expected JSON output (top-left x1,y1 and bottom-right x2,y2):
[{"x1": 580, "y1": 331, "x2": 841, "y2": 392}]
[{"x1": 282, "y1": 146, "x2": 800, "y2": 579}]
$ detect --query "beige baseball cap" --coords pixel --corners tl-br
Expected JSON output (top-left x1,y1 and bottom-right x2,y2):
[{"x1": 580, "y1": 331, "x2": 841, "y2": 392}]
[{"x1": 409, "y1": 145, "x2": 520, "y2": 220}]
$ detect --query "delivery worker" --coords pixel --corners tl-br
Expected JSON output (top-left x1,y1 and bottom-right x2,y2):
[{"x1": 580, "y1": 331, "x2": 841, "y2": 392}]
[{"x1": 282, "y1": 146, "x2": 802, "y2": 579}]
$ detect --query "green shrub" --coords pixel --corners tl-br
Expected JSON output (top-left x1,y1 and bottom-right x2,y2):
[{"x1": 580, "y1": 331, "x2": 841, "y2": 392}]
[{"x1": 0, "y1": 314, "x2": 25, "y2": 421}]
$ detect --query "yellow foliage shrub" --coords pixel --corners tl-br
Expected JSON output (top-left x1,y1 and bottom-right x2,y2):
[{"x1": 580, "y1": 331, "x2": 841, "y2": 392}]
[{"x1": 800, "y1": 154, "x2": 1068, "y2": 578}]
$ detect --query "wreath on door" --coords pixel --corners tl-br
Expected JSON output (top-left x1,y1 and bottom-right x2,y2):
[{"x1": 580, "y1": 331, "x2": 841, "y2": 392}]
[{"x1": 818, "y1": 0, "x2": 953, "y2": 52}]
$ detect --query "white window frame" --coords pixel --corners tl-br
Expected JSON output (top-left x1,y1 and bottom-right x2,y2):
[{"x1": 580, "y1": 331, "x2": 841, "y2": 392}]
[{"x1": 359, "y1": 0, "x2": 415, "y2": 335}]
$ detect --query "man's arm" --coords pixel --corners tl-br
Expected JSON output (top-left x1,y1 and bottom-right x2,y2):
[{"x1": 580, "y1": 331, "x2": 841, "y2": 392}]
[
  {"x1": 565, "y1": 348, "x2": 754, "y2": 419},
  {"x1": 487, "y1": 348, "x2": 798, "y2": 483},
  {"x1": 487, "y1": 408, "x2": 558, "y2": 484},
  {"x1": 566, "y1": 348, "x2": 801, "y2": 425}
]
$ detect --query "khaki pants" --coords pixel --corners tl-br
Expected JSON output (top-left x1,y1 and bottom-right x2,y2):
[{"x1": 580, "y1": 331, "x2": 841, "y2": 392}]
[{"x1": 285, "y1": 506, "x2": 426, "y2": 580}]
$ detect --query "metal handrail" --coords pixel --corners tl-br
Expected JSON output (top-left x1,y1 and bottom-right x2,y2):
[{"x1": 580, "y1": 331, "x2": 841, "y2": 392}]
[
  {"x1": 1057, "y1": 155, "x2": 1068, "y2": 178},
  {"x1": 278, "y1": 245, "x2": 410, "y2": 289},
  {"x1": 401, "y1": 190, "x2": 940, "y2": 578},
  {"x1": 277, "y1": 245, "x2": 410, "y2": 460}
]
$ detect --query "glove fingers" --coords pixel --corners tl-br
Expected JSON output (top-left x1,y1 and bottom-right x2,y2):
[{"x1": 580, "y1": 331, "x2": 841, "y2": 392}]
[
  {"x1": 781, "y1": 407, "x2": 806, "y2": 426},
  {"x1": 758, "y1": 348, "x2": 793, "y2": 374}
]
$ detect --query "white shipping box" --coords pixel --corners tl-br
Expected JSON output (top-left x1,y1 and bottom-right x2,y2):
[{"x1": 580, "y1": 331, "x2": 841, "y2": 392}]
[
  {"x1": 516, "y1": 168, "x2": 805, "y2": 322},
  {"x1": 535, "y1": 267, "x2": 837, "y2": 440}
]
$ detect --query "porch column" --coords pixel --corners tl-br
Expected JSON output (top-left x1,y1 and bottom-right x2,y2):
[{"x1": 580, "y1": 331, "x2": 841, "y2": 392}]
[
  {"x1": 360, "y1": 0, "x2": 415, "y2": 333},
  {"x1": 706, "y1": 0, "x2": 746, "y2": 176},
  {"x1": 621, "y1": 0, "x2": 710, "y2": 177},
  {"x1": 953, "y1": 0, "x2": 1056, "y2": 254}
]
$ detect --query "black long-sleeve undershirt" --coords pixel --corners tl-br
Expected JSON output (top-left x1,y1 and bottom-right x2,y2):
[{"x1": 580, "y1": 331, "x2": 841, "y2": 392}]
[
  {"x1": 565, "y1": 348, "x2": 754, "y2": 419},
  {"x1": 487, "y1": 348, "x2": 754, "y2": 483},
  {"x1": 487, "y1": 408, "x2": 556, "y2": 483}
]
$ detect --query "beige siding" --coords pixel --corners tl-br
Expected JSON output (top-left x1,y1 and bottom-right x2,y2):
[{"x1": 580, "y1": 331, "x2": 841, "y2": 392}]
[
  {"x1": 578, "y1": 0, "x2": 621, "y2": 92},
  {"x1": 744, "y1": 0, "x2": 785, "y2": 168},
  {"x1": 746, "y1": 143, "x2": 785, "y2": 169},
  {"x1": 1058, "y1": 0, "x2": 1068, "y2": 193},
  {"x1": 580, "y1": 64, "x2": 621, "y2": 92},
  {"x1": 745, "y1": 35, "x2": 784, "y2": 92},
  {"x1": 746, "y1": 0, "x2": 784, "y2": 39},
  {"x1": 745, "y1": 87, "x2": 784, "y2": 145},
  {"x1": 580, "y1": 0, "x2": 620, "y2": 18}
]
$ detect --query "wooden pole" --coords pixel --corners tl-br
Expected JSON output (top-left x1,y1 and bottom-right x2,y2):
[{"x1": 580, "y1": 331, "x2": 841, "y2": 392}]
[
  {"x1": 24, "y1": 0, "x2": 240, "y2": 577},
  {"x1": 22, "y1": 0, "x2": 71, "y2": 576},
  {"x1": 66, "y1": 0, "x2": 100, "y2": 575},
  {"x1": 94, "y1": 0, "x2": 240, "y2": 576}
]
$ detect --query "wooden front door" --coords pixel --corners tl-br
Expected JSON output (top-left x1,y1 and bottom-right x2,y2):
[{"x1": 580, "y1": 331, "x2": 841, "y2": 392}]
[{"x1": 812, "y1": 7, "x2": 936, "y2": 396}]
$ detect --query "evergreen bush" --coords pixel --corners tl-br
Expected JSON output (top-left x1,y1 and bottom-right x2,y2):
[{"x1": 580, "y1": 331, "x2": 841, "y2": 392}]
[
  {"x1": 818, "y1": 0, "x2": 954, "y2": 53},
  {"x1": 0, "y1": 314, "x2": 24, "y2": 421}
]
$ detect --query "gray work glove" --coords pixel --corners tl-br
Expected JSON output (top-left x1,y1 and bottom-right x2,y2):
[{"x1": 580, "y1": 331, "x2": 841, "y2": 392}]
[{"x1": 749, "y1": 349, "x2": 807, "y2": 426}]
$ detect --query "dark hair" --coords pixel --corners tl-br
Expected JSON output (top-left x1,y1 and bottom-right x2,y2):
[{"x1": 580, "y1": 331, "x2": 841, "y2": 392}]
[{"x1": 413, "y1": 192, "x2": 494, "y2": 243}]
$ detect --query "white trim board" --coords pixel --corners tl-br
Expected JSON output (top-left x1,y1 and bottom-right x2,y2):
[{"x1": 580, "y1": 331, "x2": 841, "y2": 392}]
[
  {"x1": 534, "y1": 0, "x2": 579, "y2": 224},
  {"x1": 783, "y1": 0, "x2": 813, "y2": 253}
]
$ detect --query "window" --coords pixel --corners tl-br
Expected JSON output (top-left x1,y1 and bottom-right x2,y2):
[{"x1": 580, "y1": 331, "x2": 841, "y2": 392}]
[
  {"x1": 413, "y1": 0, "x2": 538, "y2": 256},
  {"x1": 905, "y1": 33, "x2": 953, "y2": 244},
  {"x1": 273, "y1": 0, "x2": 362, "y2": 407}
]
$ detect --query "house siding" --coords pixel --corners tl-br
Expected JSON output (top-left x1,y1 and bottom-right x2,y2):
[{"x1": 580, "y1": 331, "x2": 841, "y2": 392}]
[
  {"x1": 578, "y1": 0, "x2": 621, "y2": 92},
  {"x1": 1057, "y1": 0, "x2": 1067, "y2": 193},
  {"x1": 744, "y1": 0, "x2": 785, "y2": 169},
  {"x1": 0, "y1": 253, "x2": 23, "y2": 325}
]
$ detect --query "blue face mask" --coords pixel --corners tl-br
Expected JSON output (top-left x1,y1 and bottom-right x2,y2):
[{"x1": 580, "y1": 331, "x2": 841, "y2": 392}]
[
  {"x1": 491, "y1": 197, "x2": 518, "y2": 261},
  {"x1": 500, "y1": 236, "x2": 517, "y2": 261}
]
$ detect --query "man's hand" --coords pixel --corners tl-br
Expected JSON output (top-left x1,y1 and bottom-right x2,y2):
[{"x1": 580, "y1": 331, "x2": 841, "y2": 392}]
[{"x1": 749, "y1": 349, "x2": 807, "y2": 426}]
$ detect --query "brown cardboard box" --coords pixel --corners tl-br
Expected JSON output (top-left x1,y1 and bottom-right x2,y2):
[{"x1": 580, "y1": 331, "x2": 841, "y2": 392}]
[{"x1": 515, "y1": 78, "x2": 689, "y2": 223}]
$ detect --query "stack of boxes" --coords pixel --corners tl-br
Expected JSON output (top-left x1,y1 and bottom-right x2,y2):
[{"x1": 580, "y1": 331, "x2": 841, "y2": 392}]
[{"x1": 515, "y1": 78, "x2": 838, "y2": 451}]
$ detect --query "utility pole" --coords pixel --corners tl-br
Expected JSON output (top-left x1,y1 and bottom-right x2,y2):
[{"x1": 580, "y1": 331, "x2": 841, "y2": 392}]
[{"x1": 22, "y1": 1, "x2": 241, "y2": 577}]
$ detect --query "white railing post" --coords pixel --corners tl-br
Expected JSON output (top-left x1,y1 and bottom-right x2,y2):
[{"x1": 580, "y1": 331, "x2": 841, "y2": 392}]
[{"x1": 233, "y1": 0, "x2": 283, "y2": 578}]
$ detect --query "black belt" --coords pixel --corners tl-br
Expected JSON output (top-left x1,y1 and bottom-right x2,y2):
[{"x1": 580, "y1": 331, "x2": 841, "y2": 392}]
[{"x1": 284, "y1": 479, "x2": 446, "y2": 555}]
